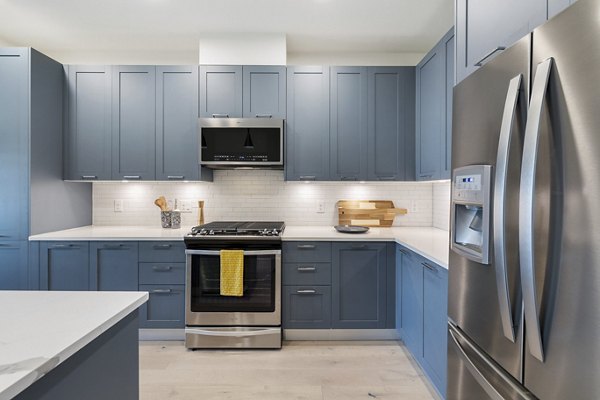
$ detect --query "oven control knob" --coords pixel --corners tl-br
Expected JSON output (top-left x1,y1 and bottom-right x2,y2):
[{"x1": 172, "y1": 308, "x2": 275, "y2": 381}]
[
  {"x1": 272, "y1": 229, "x2": 279, "y2": 235},
  {"x1": 209, "y1": 230, "x2": 215, "y2": 235}
]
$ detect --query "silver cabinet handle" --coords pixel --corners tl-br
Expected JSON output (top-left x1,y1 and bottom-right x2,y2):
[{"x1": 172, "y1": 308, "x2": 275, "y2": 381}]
[
  {"x1": 519, "y1": 57, "x2": 553, "y2": 363},
  {"x1": 377, "y1": 176, "x2": 395, "y2": 181},
  {"x1": 297, "y1": 266, "x2": 316, "y2": 272},
  {"x1": 103, "y1": 243, "x2": 125, "y2": 249},
  {"x1": 475, "y1": 46, "x2": 506, "y2": 67},
  {"x1": 351, "y1": 244, "x2": 367, "y2": 250},
  {"x1": 296, "y1": 289, "x2": 317, "y2": 294},
  {"x1": 167, "y1": 176, "x2": 184, "y2": 180},
  {"x1": 255, "y1": 114, "x2": 272, "y2": 118},
  {"x1": 152, "y1": 289, "x2": 173, "y2": 294},
  {"x1": 299, "y1": 176, "x2": 316, "y2": 181},
  {"x1": 123, "y1": 175, "x2": 141, "y2": 180},
  {"x1": 211, "y1": 114, "x2": 229, "y2": 118},
  {"x1": 152, "y1": 265, "x2": 173, "y2": 272},
  {"x1": 51, "y1": 244, "x2": 79, "y2": 249},
  {"x1": 493, "y1": 74, "x2": 523, "y2": 343},
  {"x1": 81, "y1": 175, "x2": 97, "y2": 180},
  {"x1": 297, "y1": 244, "x2": 316, "y2": 250},
  {"x1": 341, "y1": 176, "x2": 357, "y2": 181},
  {"x1": 448, "y1": 324, "x2": 535, "y2": 400},
  {"x1": 399, "y1": 249, "x2": 410, "y2": 257},
  {"x1": 153, "y1": 244, "x2": 172, "y2": 249},
  {"x1": 421, "y1": 262, "x2": 437, "y2": 273}
]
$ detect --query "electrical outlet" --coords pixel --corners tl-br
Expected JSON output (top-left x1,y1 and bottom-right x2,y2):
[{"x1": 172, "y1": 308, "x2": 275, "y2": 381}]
[
  {"x1": 316, "y1": 201, "x2": 325, "y2": 214},
  {"x1": 410, "y1": 200, "x2": 417, "y2": 213},
  {"x1": 114, "y1": 199, "x2": 124, "y2": 213},
  {"x1": 180, "y1": 200, "x2": 192, "y2": 213}
]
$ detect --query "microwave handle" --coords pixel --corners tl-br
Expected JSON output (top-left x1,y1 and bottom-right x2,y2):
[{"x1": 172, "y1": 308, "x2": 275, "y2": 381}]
[{"x1": 185, "y1": 249, "x2": 281, "y2": 256}]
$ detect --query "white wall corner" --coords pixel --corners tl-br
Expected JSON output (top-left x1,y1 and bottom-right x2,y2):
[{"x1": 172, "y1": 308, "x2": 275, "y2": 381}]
[{"x1": 198, "y1": 33, "x2": 286, "y2": 65}]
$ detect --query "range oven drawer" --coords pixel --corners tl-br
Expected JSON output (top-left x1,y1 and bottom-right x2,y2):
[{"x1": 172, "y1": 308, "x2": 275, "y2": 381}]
[{"x1": 185, "y1": 327, "x2": 281, "y2": 349}]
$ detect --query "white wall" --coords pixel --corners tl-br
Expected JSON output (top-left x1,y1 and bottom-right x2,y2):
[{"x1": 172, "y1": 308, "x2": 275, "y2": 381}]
[
  {"x1": 287, "y1": 51, "x2": 424, "y2": 66},
  {"x1": 432, "y1": 181, "x2": 451, "y2": 230},
  {"x1": 93, "y1": 170, "x2": 434, "y2": 228},
  {"x1": 199, "y1": 33, "x2": 286, "y2": 65},
  {"x1": 0, "y1": 37, "x2": 16, "y2": 46}
]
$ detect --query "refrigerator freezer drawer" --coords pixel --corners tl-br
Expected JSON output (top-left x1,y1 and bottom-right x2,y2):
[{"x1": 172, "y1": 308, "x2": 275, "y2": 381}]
[{"x1": 447, "y1": 323, "x2": 535, "y2": 400}]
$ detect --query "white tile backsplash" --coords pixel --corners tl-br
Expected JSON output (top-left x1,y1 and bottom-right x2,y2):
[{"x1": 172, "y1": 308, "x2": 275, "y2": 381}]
[
  {"x1": 432, "y1": 181, "x2": 451, "y2": 231},
  {"x1": 92, "y1": 170, "x2": 438, "y2": 228}
]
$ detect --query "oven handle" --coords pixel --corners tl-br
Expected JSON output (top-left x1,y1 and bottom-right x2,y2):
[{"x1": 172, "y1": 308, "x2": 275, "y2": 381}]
[
  {"x1": 185, "y1": 327, "x2": 280, "y2": 337},
  {"x1": 185, "y1": 249, "x2": 281, "y2": 256}
]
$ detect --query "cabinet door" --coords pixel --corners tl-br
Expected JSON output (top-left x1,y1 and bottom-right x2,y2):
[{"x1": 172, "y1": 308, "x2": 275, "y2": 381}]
[
  {"x1": 401, "y1": 251, "x2": 423, "y2": 356},
  {"x1": 422, "y1": 262, "x2": 448, "y2": 397},
  {"x1": 282, "y1": 285, "x2": 331, "y2": 329},
  {"x1": 199, "y1": 65, "x2": 242, "y2": 118},
  {"x1": 112, "y1": 66, "x2": 156, "y2": 180},
  {"x1": 332, "y1": 242, "x2": 387, "y2": 329},
  {"x1": 395, "y1": 246, "x2": 406, "y2": 338},
  {"x1": 0, "y1": 241, "x2": 28, "y2": 290},
  {"x1": 90, "y1": 242, "x2": 138, "y2": 291},
  {"x1": 455, "y1": 0, "x2": 546, "y2": 83},
  {"x1": 242, "y1": 66, "x2": 286, "y2": 118},
  {"x1": 0, "y1": 49, "x2": 29, "y2": 240},
  {"x1": 156, "y1": 66, "x2": 200, "y2": 181},
  {"x1": 330, "y1": 67, "x2": 368, "y2": 181},
  {"x1": 285, "y1": 66, "x2": 330, "y2": 181},
  {"x1": 40, "y1": 242, "x2": 90, "y2": 291},
  {"x1": 367, "y1": 67, "x2": 415, "y2": 181},
  {"x1": 442, "y1": 32, "x2": 455, "y2": 179},
  {"x1": 416, "y1": 47, "x2": 444, "y2": 181},
  {"x1": 139, "y1": 284, "x2": 185, "y2": 328},
  {"x1": 65, "y1": 65, "x2": 112, "y2": 180}
]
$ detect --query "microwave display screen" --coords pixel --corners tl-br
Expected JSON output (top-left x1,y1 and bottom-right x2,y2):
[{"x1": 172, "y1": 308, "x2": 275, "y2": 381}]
[{"x1": 201, "y1": 127, "x2": 282, "y2": 163}]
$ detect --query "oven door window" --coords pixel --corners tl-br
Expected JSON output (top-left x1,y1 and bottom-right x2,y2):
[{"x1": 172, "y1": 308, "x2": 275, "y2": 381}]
[{"x1": 190, "y1": 254, "x2": 275, "y2": 312}]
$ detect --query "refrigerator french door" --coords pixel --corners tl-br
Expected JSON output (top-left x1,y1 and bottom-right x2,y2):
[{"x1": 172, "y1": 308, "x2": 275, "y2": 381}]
[{"x1": 448, "y1": 0, "x2": 600, "y2": 398}]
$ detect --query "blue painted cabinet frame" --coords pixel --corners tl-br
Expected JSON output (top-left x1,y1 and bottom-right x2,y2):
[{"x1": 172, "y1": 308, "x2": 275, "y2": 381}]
[
  {"x1": 242, "y1": 65, "x2": 286, "y2": 118},
  {"x1": 40, "y1": 242, "x2": 91, "y2": 291},
  {"x1": 90, "y1": 242, "x2": 138, "y2": 291},
  {"x1": 199, "y1": 65, "x2": 243, "y2": 118}
]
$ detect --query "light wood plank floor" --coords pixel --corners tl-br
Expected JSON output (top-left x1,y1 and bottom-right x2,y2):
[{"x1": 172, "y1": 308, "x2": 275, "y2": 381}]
[{"x1": 140, "y1": 341, "x2": 437, "y2": 400}]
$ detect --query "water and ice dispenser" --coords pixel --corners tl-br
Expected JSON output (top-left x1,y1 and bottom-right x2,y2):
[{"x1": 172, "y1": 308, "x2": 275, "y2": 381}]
[{"x1": 450, "y1": 165, "x2": 492, "y2": 264}]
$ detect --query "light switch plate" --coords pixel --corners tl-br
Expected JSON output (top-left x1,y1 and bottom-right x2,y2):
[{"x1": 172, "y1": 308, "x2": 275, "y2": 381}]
[
  {"x1": 317, "y1": 201, "x2": 325, "y2": 214},
  {"x1": 114, "y1": 199, "x2": 124, "y2": 213},
  {"x1": 180, "y1": 199, "x2": 192, "y2": 213}
]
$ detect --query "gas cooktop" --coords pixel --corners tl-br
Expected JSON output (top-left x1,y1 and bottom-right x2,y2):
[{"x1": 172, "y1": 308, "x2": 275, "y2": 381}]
[{"x1": 186, "y1": 221, "x2": 285, "y2": 238}]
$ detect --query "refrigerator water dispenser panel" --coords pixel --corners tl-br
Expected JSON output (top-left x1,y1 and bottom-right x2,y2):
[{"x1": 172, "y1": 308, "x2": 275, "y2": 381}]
[{"x1": 451, "y1": 165, "x2": 492, "y2": 264}]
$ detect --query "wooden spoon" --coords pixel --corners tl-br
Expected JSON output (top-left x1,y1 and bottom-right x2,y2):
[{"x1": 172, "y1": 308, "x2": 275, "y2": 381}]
[{"x1": 154, "y1": 197, "x2": 168, "y2": 211}]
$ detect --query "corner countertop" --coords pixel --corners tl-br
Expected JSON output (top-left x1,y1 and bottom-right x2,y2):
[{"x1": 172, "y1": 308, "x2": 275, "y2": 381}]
[
  {"x1": 0, "y1": 291, "x2": 148, "y2": 400},
  {"x1": 28, "y1": 225, "x2": 449, "y2": 269}
]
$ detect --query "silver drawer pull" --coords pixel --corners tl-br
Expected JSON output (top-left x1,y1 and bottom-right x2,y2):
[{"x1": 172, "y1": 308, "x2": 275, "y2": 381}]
[
  {"x1": 81, "y1": 175, "x2": 97, "y2": 180},
  {"x1": 297, "y1": 289, "x2": 317, "y2": 294},
  {"x1": 167, "y1": 175, "x2": 184, "y2": 180},
  {"x1": 123, "y1": 175, "x2": 141, "y2": 180},
  {"x1": 212, "y1": 114, "x2": 229, "y2": 118},
  {"x1": 153, "y1": 244, "x2": 172, "y2": 249},
  {"x1": 297, "y1": 266, "x2": 316, "y2": 272},
  {"x1": 152, "y1": 289, "x2": 172, "y2": 294},
  {"x1": 422, "y1": 262, "x2": 437, "y2": 273},
  {"x1": 297, "y1": 244, "x2": 316, "y2": 250},
  {"x1": 52, "y1": 244, "x2": 78, "y2": 249},
  {"x1": 152, "y1": 266, "x2": 173, "y2": 272},
  {"x1": 255, "y1": 114, "x2": 272, "y2": 118}
]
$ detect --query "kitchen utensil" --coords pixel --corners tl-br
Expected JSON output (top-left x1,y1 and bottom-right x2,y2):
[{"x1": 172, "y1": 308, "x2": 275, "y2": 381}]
[
  {"x1": 336, "y1": 200, "x2": 408, "y2": 227},
  {"x1": 198, "y1": 201, "x2": 205, "y2": 225},
  {"x1": 154, "y1": 196, "x2": 168, "y2": 211},
  {"x1": 334, "y1": 225, "x2": 370, "y2": 234}
]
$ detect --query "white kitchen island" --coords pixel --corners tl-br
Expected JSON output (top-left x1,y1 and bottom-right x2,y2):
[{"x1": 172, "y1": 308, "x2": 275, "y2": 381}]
[{"x1": 0, "y1": 291, "x2": 148, "y2": 400}]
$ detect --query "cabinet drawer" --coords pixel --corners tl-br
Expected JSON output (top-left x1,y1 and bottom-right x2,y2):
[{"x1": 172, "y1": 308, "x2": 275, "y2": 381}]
[
  {"x1": 139, "y1": 241, "x2": 185, "y2": 262},
  {"x1": 282, "y1": 285, "x2": 331, "y2": 329},
  {"x1": 139, "y1": 262, "x2": 185, "y2": 285},
  {"x1": 139, "y1": 284, "x2": 185, "y2": 329},
  {"x1": 283, "y1": 241, "x2": 331, "y2": 263},
  {"x1": 283, "y1": 263, "x2": 331, "y2": 286}
]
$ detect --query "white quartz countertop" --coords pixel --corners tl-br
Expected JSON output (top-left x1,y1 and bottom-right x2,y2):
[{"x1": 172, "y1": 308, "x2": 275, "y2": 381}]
[
  {"x1": 29, "y1": 225, "x2": 449, "y2": 269},
  {"x1": 282, "y1": 226, "x2": 449, "y2": 269},
  {"x1": 0, "y1": 291, "x2": 148, "y2": 400}
]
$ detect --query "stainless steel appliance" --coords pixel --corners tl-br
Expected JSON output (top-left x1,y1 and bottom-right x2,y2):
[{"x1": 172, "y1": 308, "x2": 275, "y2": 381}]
[
  {"x1": 199, "y1": 118, "x2": 284, "y2": 169},
  {"x1": 184, "y1": 221, "x2": 284, "y2": 349},
  {"x1": 449, "y1": 1, "x2": 600, "y2": 398}
]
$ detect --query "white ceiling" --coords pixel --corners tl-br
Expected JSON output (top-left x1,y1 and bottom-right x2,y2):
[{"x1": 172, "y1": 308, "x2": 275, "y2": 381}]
[{"x1": 0, "y1": 0, "x2": 453, "y2": 62}]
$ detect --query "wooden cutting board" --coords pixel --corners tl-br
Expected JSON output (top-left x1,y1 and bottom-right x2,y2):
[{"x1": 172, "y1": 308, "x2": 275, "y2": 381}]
[{"x1": 336, "y1": 200, "x2": 408, "y2": 227}]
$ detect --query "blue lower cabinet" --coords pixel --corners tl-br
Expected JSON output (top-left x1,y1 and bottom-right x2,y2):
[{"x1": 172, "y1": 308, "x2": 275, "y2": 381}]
[
  {"x1": 332, "y1": 242, "x2": 387, "y2": 329},
  {"x1": 422, "y1": 262, "x2": 448, "y2": 397},
  {"x1": 400, "y1": 249, "x2": 424, "y2": 357},
  {"x1": 282, "y1": 285, "x2": 331, "y2": 329},
  {"x1": 0, "y1": 241, "x2": 28, "y2": 290},
  {"x1": 139, "y1": 284, "x2": 185, "y2": 328},
  {"x1": 90, "y1": 242, "x2": 138, "y2": 291},
  {"x1": 395, "y1": 245, "x2": 404, "y2": 338},
  {"x1": 40, "y1": 242, "x2": 90, "y2": 291}
]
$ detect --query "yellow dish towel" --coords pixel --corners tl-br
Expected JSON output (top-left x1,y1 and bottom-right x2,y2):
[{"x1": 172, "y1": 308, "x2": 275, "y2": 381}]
[{"x1": 220, "y1": 250, "x2": 244, "y2": 297}]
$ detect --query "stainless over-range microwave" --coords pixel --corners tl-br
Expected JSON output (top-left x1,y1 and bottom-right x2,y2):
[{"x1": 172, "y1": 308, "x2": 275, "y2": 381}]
[{"x1": 198, "y1": 118, "x2": 284, "y2": 169}]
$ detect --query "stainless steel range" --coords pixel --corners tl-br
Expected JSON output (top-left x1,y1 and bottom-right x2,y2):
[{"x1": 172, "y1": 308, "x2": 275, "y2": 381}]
[{"x1": 184, "y1": 221, "x2": 284, "y2": 349}]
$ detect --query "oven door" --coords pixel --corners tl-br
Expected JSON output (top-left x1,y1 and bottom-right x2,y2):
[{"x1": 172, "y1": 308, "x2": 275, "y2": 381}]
[{"x1": 185, "y1": 249, "x2": 281, "y2": 326}]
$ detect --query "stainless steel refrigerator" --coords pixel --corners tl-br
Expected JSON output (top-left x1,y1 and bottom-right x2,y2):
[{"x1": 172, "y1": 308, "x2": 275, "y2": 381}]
[{"x1": 448, "y1": 0, "x2": 600, "y2": 398}]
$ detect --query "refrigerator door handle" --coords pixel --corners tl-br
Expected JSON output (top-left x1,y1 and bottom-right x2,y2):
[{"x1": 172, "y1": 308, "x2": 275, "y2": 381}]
[
  {"x1": 519, "y1": 57, "x2": 554, "y2": 363},
  {"x1": 493, "y1": 74, "x2": 523, "y2": 343}
]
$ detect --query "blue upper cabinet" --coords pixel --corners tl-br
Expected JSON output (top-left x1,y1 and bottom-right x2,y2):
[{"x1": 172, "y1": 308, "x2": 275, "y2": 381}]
[
  {"x1": 330, "y1": 67, "x2": 368, "y2": 181},
  {"x1": 332, "y1": 242, "x2": 387, "y2": 329},
  {"x1": 112, "y1": 66, "x2": 156, "y2": 180},
  {"x1": 242, "y1": 66, "x2": 286, "y2": 119},
  {"x1": 416, "y1": 28, "x2": 454, "y2": 181},
  {"x1": 199, "y1": 65, "x2": 243, "y2": 118},
  {"x1": 367, "y1": 67, "x2": 415, "y2": 181},
  {"x1": 0, "y1": 49, "x2": 28, "y2": 241},
  {"x1": 286, "y1": 66, "x2": 330, "y2": 181},
  {"x1": 156, "y1": 66, "x2": 204, "y2": 182},
  {"x1": 65, "y1": 66, "x2": 112, "y2": 181},
  {"x1": 90, "y1": 242, "x2": 138, "y2": 291},
  {"x1": 455, "y1": 0, "x2": 547, "y2": 84}
]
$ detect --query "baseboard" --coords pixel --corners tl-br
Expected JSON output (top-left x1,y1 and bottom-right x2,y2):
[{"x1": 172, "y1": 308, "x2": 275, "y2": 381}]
[
  {"x1": 283, "y1": 329, "x2": 399, "y2": 341},
  {"x1": 138, "y1": 329, "x2": 185, "y2": 341}
]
